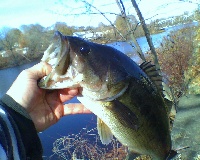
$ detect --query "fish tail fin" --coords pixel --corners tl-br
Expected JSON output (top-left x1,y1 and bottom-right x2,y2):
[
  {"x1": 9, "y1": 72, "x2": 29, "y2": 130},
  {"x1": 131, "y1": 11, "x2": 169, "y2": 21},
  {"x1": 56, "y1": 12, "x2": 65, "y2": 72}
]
[{"x1": 166, "y1": 150, "x2": 177, "y2": 160}]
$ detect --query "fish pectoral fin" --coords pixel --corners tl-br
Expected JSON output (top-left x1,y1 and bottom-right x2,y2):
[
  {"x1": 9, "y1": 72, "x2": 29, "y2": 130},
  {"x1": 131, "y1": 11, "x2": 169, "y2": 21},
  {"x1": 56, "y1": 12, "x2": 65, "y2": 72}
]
[
  {"x1": 111, "y1": 100, "x2": 139, "y2": 130},
  {"x1": 97, "y1": 117, "x2": 113, "y2": 145}
]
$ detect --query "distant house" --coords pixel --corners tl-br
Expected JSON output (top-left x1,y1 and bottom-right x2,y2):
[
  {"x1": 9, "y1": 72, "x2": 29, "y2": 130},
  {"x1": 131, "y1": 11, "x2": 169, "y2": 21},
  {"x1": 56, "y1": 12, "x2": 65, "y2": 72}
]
[
  {"x1": 13, "y1": 43, "x2": 19, "y2": 48},
  {"x1": 0, "y1": 51, "x2": 9, "y2": 57},
  {"x1": 22, "y1": 47, "x2": 28, "y2": 54},
  {"x1": 95, "y1": 32, "x2": 103, "y2": 37},
  {"x1": 73, "y1": 32, "x2": 87, "y2": 38},
  {"x1": 73, "y1": 31, "x2": 103, "y2": 40}
]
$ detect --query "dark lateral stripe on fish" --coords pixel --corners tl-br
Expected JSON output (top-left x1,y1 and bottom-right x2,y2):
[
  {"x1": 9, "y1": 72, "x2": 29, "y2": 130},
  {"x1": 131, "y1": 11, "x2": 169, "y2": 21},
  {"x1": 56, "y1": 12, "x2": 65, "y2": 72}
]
[{"x1": 0, "y1": 105, "x2": 21, "y2": 159}]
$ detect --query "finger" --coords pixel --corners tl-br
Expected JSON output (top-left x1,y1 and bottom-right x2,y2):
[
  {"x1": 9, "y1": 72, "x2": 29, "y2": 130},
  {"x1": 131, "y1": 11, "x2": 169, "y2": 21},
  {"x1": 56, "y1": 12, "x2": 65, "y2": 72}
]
[
  {"x1": 26, "y1": 62, "x2": 52, "y2": 80},
  {"x1": 59, "y1": 88, "x2": 79, "y2": 102},
  {"x1": 60, "y1": 94, "x2": 75, "y2": 102},
  {"x1": 63, "y1": 103, "x2": 91, "y2": 115},
  {"x1": 59, "y1": 88, "x2": 79, "y2": 95}
]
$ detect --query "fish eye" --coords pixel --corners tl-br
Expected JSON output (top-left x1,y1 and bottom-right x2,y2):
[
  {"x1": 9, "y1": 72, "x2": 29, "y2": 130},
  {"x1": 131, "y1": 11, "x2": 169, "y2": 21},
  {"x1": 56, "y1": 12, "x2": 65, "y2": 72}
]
[{"x1": 80, "y1": 45, "x2": 90, "y2": 54}]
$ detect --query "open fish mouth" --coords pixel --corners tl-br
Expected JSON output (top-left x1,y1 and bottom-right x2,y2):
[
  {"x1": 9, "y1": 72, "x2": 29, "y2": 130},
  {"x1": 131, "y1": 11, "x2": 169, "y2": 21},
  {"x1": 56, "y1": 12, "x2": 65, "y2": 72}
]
[{"x1": 38, "y1": 31, "x2": 71, "y2": 88}]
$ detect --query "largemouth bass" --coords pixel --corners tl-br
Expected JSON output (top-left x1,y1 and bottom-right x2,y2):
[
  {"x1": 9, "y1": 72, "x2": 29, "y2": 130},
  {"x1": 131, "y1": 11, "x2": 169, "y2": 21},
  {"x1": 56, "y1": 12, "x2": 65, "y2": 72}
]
[{"x1": 38, "y1": 31, "x2": 176, "y2": 159}]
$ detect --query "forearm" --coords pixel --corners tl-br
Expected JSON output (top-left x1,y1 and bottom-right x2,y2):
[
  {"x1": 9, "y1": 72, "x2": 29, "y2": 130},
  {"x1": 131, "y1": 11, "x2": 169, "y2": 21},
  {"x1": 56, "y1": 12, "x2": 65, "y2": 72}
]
[{"x1": 0, "y1": 94, "x2": 43, "y2": 159}]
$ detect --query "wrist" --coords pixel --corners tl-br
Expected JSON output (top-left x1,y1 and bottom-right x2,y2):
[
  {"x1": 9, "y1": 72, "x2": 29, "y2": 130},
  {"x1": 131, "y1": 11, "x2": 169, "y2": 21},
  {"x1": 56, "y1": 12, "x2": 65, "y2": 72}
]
[{"x1": 1, "y1": 94, "x2": 32, "y2": 120}]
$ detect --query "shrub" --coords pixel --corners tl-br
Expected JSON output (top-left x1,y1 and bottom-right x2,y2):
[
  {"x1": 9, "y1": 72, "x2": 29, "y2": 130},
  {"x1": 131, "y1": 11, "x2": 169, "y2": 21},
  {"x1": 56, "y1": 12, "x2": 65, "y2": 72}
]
[{"x1": 146, "y1": 26, "x2": 196, "y2": 98}]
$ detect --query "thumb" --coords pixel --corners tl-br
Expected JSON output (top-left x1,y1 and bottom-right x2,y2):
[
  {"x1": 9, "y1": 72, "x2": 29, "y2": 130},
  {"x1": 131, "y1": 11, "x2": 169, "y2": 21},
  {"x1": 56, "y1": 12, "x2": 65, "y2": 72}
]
[{"x1": 26, "y1": 62, "x2": 52, "y2": 80}]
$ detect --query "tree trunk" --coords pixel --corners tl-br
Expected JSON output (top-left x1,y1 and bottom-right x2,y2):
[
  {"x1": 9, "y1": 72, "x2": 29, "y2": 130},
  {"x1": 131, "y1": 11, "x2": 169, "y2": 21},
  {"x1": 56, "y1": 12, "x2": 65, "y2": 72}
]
[
  {"x1": 131, "y1": 0, "x2": 160, "y2": 70},
  {"x1": 115, "y1": 0, "x2": 146, "y2": 61}
]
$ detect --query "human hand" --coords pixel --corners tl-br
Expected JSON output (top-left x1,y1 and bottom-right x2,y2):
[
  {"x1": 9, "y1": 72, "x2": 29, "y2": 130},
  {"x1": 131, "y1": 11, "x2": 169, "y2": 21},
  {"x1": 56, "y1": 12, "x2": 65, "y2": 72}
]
[{"x1": 6, "y1": 62, "x2": 91, "y2": 132}]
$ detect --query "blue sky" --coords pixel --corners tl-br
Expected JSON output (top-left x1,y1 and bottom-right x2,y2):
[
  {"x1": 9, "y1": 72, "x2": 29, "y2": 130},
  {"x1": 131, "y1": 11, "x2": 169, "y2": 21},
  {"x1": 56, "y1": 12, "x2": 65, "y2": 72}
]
[{"x1": 0, "y1": 0, "x2": 198, "y2": 29}]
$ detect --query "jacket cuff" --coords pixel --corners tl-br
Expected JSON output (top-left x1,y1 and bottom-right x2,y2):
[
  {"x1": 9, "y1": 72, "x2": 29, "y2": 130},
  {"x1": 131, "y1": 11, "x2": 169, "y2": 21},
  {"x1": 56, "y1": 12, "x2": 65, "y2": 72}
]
[
  {"x1": 0, "y1": 94, "x2": 43, "y2": 159},
  {"x1": 1, "y1": 94, "x2": 32, "y2": 120}
]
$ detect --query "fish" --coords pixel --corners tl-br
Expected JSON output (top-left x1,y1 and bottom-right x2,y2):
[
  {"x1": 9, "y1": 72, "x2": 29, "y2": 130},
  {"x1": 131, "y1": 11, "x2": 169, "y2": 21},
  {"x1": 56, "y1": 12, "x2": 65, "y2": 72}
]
[{"x1": 38, "y1": 31, "x2": 176, "y2": 160}]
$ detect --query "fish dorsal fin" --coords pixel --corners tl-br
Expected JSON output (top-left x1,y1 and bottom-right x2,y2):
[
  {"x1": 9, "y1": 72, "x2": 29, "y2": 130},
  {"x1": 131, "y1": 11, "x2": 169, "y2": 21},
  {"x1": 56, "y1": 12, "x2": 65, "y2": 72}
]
[
  {"x1": 140, "y1": 61, "x2": 163, "y2": 94},
  {"x1": 140, "y1": 62, "x2": 177, "y2": 129},
  {"x1": 97, "y1": 117, "x2": 113, "y2": 145}
]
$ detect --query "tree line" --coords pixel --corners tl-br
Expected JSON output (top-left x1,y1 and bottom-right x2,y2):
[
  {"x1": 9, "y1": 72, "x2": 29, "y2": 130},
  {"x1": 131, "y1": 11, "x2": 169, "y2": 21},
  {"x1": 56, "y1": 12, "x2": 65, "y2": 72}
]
[{"x1": 0, "y1": 10, "x2": 198, "y2": 69}]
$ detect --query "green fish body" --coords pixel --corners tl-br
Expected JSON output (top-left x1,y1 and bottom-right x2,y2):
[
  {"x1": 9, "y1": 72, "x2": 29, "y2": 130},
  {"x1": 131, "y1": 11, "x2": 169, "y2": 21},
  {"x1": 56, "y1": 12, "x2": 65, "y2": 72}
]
[{"x1": 38, "y1": 31, "x2": 175, "y2": 159}]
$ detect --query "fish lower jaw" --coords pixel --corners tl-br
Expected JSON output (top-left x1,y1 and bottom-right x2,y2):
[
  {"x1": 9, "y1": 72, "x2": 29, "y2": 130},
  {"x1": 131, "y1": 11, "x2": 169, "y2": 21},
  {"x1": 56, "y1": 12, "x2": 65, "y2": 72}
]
[{"x1": 39, "y1": 73, "x2": 80, "y2": 89}]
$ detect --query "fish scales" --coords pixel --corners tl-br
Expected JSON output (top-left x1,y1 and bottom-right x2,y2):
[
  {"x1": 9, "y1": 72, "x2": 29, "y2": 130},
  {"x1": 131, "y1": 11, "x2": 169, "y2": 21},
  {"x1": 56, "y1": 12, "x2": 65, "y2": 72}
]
[{"x1": 38, "y1": 31, "x2": 176, "y2": 160}]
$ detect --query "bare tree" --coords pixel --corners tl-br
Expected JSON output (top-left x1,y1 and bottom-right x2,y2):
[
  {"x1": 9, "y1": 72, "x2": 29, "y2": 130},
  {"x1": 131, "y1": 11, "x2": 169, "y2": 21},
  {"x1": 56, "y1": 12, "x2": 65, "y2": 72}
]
[
  {"x1": 115, "y1": 0, "x2": 145, "y2": 61},
  {"x1": 131, "y1": 0, "x2": 160, "y2": 70},
  {"x1": 0, "y1": 28, "x2": 22, "y2": 65},
  {"x1": 21, "y1": 24, "x2": 47, "y2": 55}
]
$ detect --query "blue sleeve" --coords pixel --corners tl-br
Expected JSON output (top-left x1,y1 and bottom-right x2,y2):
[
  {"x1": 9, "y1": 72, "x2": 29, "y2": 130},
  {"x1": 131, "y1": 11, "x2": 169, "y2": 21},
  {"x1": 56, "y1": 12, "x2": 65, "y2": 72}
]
[{"x1": 0, "y1": 94, "x2": 43, "y2": 160}]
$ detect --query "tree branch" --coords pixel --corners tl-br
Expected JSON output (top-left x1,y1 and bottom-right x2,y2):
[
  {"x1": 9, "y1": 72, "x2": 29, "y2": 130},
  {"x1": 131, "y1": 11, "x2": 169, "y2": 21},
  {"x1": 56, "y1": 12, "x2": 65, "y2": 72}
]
[
  {"x1": 115, "y1": 0, "x2": 145, "y2": 61},
  {"x1": 131, "y1": 0, "x2": 160, "y2": 70}
]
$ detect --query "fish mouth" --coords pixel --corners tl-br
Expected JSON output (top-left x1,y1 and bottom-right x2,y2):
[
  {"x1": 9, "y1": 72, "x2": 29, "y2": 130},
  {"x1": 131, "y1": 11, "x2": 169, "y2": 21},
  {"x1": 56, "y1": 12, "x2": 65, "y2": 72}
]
[{"x1": 38, "y1": 31, "x2": 71, "y2": 89}]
